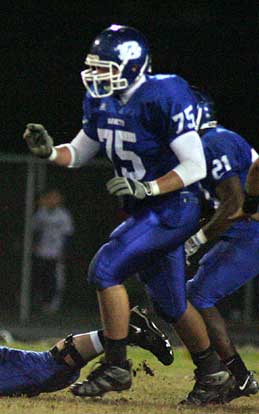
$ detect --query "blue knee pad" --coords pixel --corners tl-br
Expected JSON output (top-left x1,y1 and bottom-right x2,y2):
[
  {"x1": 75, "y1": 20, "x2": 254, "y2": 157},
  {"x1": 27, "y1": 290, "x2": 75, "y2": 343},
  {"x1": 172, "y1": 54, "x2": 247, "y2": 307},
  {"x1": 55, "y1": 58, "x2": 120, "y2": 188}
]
[
  {"x1": 88, "y1": 242, "x2": 121, "y2": 289},
  {"x1": 139, "y1": 248, "x2": 187, "y2": 322},
  {"x1": 151, "y1": 299, "x2": 187, "y2": 323}
]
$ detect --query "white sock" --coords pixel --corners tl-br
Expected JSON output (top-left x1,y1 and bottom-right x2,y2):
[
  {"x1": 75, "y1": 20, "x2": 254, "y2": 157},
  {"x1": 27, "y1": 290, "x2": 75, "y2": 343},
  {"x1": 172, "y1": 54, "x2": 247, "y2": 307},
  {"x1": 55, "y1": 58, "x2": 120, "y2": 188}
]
[{"x1": 89, "y1": 331, "x2": 104, "y2": 354}]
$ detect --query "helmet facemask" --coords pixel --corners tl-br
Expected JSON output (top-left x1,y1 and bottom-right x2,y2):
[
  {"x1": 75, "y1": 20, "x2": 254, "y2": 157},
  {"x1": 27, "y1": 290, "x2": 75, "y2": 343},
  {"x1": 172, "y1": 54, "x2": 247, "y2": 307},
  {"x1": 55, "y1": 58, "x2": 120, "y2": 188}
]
[
  {"x1": 198, "y1": 103, "x2": 218, "y2": 130},
  {"x1": 81, "y1": 53, "x2": 150, "y2": 98},
  {"x1": 192, "y1": 89, "x2": 218, "y2": 131},
  {"x1": 81, "y1": 55, "x2": 128, "y2": 98}
]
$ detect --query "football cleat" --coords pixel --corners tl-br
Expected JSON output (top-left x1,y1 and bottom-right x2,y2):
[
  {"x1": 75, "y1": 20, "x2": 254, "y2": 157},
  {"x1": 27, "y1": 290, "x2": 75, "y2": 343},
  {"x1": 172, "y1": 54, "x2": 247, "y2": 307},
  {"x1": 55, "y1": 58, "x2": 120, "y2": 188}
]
[
  {"x1": 180, "y1": 369, "x2": 235, "y2": 406},
  {"x1": 128, "y1": 306, "x2": 174, "y2": 366},
  {"x1": 225, "y1": 371, "x2": 259, "y2": 402},
  {"x1": 70, "y1": 359, "x2": 132, "y2": 397}
]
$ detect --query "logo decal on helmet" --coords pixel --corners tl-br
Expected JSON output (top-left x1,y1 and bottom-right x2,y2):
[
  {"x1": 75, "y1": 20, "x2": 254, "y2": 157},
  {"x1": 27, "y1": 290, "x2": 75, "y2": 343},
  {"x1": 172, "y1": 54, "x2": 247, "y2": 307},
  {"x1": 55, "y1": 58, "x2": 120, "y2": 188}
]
[{"x1": 115, "y1": 41, "x2": 142, "y2": 61}]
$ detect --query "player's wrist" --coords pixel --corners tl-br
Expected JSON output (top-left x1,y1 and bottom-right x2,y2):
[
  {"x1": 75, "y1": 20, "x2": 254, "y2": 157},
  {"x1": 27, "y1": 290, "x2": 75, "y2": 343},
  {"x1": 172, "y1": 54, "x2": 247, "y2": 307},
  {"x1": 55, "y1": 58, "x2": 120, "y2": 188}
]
[
  {"x1": 48, "y1": 147, "x2": 58, "y2": 161},
  {"x1": 243, "y1": 191, "x2": 259, "y2": 214},
  {"x1": 144, "y1": 180, "x2": 160, "y2": 196},
  {"x1": 194, "y1": 229, "x2": 207, "y2": 245}
]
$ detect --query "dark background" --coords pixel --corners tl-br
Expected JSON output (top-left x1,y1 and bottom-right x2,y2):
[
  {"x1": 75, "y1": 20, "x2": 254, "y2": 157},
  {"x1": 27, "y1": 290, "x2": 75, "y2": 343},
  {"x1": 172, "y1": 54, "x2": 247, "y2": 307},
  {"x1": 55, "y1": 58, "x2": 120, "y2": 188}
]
[{"x1": 1, "y1": 1, "x2": 259, "y2": 153}]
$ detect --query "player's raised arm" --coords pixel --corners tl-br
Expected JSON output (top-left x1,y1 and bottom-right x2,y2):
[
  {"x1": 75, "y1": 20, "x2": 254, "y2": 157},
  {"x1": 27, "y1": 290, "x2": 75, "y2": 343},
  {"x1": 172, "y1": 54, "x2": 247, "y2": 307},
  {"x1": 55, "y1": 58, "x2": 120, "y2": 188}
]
[
  {"x1": 23, "y1": 124, "x2": 100, "y2": 167},
  {"x1": 228, "y1": 156, "x2": 259, "y2": 221},
  {"x1": 23, "y1": 123, "x2": 70, "y2": 166},
  {"x1": 242, "y1": 158, "x2": 259, "y2": 214}
]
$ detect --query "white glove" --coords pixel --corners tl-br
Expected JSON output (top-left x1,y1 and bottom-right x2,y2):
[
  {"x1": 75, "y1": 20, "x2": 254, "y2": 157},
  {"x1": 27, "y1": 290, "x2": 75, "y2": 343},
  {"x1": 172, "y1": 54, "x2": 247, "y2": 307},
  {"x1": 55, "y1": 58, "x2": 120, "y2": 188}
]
[
  {"x1": 106, "y1": 177, "x2": 160, "y2": 200},
  {"x1": 23, "y1": 123, "x2": 54, "y2": 158},
  {"x1": 185, "y1": 229, "x2": 207, "y2": 258}
]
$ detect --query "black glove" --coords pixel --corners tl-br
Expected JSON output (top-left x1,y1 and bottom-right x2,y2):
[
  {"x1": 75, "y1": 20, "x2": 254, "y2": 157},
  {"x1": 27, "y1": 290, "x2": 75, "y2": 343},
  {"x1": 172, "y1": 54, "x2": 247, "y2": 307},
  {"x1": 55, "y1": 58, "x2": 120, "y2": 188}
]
[{"x1": 23, "y1": 123, "x2": 54, "y2": 158}]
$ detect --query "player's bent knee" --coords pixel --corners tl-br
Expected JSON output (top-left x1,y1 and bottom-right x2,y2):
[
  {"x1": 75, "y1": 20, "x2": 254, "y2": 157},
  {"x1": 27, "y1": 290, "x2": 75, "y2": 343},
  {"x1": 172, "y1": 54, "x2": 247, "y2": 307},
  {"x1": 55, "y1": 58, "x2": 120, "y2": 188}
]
[
  {"x1": 88, "y1": 251, "x2": 101, "y2": 285},
  {"x1": 87, "y1": 246, "x2": 118, "y2": 289},
  {"x1": 87, "y1": 256, "x2": 109, "y2": 289},
  {"x1": 50, "y1": 334, "x2": 86, "y2": 369}
]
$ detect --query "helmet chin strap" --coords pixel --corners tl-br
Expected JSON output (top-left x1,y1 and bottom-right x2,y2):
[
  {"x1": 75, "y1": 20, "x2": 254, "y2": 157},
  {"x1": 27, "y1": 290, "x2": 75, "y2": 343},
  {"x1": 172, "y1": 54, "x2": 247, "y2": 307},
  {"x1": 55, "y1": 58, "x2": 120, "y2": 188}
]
[
  {"x1": 116, "y1": 53, "x2": 150, "y2": 99},
  {"x1": 119, "y1": 74, "x2": 147, "y2": 104},
  {"x1": 200, "y1": 120, "x2": 218, "y2": 130},
  {"x1": 196, "y1": 107, "x2": 218, "y2": 131},
  {"x1": 82, "y1": 53, "x2": 150, "y2": 99}
]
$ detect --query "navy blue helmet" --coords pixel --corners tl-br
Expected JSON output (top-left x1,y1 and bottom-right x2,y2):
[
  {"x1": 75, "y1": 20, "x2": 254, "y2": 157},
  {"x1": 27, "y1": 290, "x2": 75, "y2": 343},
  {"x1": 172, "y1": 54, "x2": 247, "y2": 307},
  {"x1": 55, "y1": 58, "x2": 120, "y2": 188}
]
[
  {"x1": 191, "y1": 87, "x2": 217, "y2": 131},
  {"x1": 81, "y1": 24, "x2": 151, "y2": 98}
]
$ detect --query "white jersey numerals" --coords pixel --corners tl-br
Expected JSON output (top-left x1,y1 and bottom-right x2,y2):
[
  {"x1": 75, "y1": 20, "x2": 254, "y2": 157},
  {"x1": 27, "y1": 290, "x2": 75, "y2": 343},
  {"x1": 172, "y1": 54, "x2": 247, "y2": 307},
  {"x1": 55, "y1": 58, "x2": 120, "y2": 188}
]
[
  {"x1": 172, "y1": 105, "x2": 196, "y2": 135},
  {"x1": 211, "y1": 155, "x2": 232, "y2": 180},
  {"x1": 98, "y1": 128, "x2": 146, "y2": 180}
]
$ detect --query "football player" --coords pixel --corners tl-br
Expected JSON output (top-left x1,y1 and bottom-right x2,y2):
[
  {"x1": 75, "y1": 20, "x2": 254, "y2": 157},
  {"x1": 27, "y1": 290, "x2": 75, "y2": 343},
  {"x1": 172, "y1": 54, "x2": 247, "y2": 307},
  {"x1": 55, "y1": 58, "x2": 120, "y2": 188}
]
[
  {"x1": 23, "y1": 25, "x2": 234, "y2": 405},
  {"x1": 0, "y1": 306, "x2": 173, "y2": 397},
  {"x1": 185, "y1": 88, "x2": 259, "y2": 402}
]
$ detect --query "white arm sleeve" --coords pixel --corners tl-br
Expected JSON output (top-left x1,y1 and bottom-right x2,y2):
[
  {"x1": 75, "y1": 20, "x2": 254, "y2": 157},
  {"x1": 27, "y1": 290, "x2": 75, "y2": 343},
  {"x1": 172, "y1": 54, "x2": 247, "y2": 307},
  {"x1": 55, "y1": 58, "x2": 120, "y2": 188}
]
[
  {"x1": 56, "y1": 129, "x2": 100, "y2": 168},
  {"x1": 170, "y1": 131, "x2": 207, "y2": 186}
]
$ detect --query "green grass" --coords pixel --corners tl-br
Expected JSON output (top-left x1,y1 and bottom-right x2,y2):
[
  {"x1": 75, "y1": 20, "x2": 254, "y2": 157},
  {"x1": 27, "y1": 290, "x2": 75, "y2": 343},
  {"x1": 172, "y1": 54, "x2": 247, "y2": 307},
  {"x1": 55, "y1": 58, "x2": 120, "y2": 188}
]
[{"x1": 0, "y1": 342, "x2": 259, "y2": 414}]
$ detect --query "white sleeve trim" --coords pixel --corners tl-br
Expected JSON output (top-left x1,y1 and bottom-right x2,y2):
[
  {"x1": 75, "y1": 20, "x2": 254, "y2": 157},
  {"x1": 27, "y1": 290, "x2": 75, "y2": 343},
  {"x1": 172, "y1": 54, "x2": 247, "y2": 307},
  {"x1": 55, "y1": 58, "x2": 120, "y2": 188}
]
[
  {"x1": 196, "y1": 228, "x2": 208, "y2": 244},
  {"x1": 54, "y1": 144, "x2": 76, "y2": 167},
  {"x1": 251, "y1": 148, "x2": 259, "y2": 162},
  {"x1": 58, "y1": 129, "x2": 100, "y2": 168},
  {"x1": 170, "y1": 131, "x2": 207, "y2": 186},
  {"x1": 89, "y1": 331, "x2": 104, "y2": 353},
  {"x1": 48, "y1": 147, "x2": 58, "y2": 161},
  {"x1": 149, "y1": 180, "x2": 160, "y2": 195}
]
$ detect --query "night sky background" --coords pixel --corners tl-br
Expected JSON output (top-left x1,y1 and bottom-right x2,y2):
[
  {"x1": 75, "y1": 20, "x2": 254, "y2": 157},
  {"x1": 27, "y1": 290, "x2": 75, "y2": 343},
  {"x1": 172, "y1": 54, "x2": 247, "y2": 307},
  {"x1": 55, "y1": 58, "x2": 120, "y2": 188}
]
[{"x1": 1, "y1": 1, "x2": 259, "y2": 153}]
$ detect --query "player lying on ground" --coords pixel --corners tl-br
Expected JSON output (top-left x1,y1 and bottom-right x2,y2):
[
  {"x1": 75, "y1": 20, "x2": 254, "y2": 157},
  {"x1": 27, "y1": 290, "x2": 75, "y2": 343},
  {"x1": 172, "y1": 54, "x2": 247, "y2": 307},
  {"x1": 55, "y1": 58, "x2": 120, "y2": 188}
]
[
  {"x1": 0, "y1": 306, "x2": 173, "y2": 397},
  {"x1": 184, "y1": 88, "x2": 259, "y2": 403}
]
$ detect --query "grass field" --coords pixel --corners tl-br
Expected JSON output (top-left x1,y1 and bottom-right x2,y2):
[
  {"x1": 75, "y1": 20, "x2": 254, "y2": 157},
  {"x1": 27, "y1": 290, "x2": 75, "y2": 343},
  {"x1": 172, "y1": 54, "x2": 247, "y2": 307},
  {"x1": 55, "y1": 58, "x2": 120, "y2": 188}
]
[{"x1": 0, "y1": 341, "x2": 259, "y2": 414}]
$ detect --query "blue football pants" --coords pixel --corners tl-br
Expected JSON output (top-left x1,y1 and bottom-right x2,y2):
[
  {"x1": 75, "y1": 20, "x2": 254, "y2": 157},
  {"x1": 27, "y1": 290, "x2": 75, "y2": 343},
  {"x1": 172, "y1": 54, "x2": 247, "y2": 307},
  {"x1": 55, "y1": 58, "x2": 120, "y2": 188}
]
[{"x1": 187, "y1": 236, "x2": 259, "y2": 309}]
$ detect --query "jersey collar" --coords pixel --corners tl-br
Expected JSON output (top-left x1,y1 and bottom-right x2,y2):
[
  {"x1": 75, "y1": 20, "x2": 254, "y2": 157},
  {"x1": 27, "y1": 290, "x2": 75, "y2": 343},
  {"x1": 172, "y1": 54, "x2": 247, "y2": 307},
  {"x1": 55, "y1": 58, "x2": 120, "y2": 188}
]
[{"x1": 119, "y1": 75, "x2": 147, "y2": 105}]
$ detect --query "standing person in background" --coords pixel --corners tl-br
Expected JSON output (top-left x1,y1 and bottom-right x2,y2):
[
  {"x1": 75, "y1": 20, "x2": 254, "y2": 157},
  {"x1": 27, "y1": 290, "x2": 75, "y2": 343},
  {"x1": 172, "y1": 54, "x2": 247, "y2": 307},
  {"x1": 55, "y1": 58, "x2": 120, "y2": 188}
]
[{"x1": 32, "y1": 189, "x2": 74, "y2": 313}]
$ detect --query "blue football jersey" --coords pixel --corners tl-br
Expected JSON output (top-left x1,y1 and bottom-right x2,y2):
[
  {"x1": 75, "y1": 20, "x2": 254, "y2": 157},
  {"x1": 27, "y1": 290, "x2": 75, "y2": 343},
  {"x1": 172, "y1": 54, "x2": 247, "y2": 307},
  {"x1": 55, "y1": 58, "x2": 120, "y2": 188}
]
[
  {"x1": 201, "y1": 126, "x2": 259, "y2": 237},
  {"x1": 81, "y1": 74, "x2": 200, "y2": 212}
]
